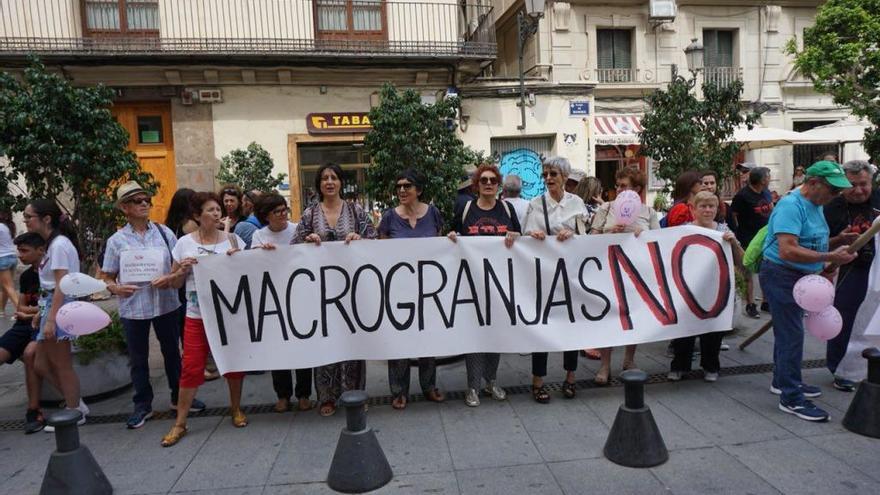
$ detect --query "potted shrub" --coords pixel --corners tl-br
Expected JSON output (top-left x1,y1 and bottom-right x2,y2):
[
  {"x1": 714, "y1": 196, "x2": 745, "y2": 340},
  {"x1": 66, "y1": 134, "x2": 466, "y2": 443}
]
[{"x1": 42, "y1": 311, "x2": 131, "y2": 402}]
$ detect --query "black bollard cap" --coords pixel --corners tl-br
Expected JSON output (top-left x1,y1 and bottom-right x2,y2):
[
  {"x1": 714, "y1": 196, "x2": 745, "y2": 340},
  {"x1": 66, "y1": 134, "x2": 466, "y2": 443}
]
[
  {"x1": 863, "y1": 348, "x2": 880, "y2": 360},
  {"x1": 339, "y1": 390, "x2": 369, "y2": 408},
  {"x1": 620, "y1": 369, "x2": 648, "y2": 384},
  {"x1": 47, "y1": 409, "x2": 82, "y2": 428}
]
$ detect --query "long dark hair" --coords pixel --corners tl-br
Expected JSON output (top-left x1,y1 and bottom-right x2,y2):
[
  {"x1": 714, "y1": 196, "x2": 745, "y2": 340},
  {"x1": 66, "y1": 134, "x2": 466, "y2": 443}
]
[
  {"x1": 27, "y1": 199, "x2": 80, "y2": 255},
  {"x1": 165, "y1": 188, "x2": 195, "y2": 236},
  {"x1": 672, "y1": 170, "x2": 703, "y2": 202},
  {"x1": 314, "y1": 163, "x2": 345, "y2": 202},
  {"x1": 218, "y1": 184, "x2": 243, "y2": 220},
  {"x1": 0, "y1": 210, "x2": 15, "y2": 237}
]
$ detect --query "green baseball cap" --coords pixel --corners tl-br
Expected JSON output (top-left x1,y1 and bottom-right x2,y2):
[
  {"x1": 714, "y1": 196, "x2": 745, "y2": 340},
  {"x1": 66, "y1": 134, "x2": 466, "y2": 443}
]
[{"x1": 805, "y1": 161, "x2": 852, "y2": 188}]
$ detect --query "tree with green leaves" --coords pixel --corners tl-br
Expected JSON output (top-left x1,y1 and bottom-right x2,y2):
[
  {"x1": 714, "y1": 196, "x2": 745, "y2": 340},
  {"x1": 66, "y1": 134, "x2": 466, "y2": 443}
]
[
  {"x1": 364, "y1": 84, "x2": 483, "y2": 229},
  {"x1": 0, "y1": 58, "x2": 154, "y2": 270},
  {"x1": 216, "y1": 142, "x2": 286, "y2": 192},
  {"x1": 786, "y1": 0, "x2": 880, "y2": 162},
  {"x1": 639, "y1": 68, "x2": 759, "y2": 193}
]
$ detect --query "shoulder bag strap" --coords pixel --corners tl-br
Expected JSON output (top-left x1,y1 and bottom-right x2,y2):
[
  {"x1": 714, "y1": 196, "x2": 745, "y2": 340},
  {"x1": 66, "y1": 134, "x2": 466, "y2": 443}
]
[
  {"x1": 462, "y1": 200, "x2": 472, "y2": 226},
  {"x1": 541, "y1": 195, "x2": 550, "y2": 233}
]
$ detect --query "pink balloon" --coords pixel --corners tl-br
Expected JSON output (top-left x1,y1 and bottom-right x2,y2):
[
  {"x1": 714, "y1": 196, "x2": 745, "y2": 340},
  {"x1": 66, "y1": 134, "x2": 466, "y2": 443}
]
[
  {"x1": 55, "y1": 302, "x2": 111, "y2": 337},
  {"x1": 612, "y1": 190, "x2": 641, "y2": 226},
  {"x1": 792, "y1": 275, "x2": 835, "y2": 312},
  {"x1": 804, "y1": 306, "x2": 843, "y2": 341}
]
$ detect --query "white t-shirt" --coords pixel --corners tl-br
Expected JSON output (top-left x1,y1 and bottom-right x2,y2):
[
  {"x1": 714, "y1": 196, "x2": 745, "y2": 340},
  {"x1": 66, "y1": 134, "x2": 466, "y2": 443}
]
[
  {"x1": 172, "y1": 232, "x2": 244, "y2": 319},
  {"x1": 504, "y1": 198, "x2": 529, "y2": 229},
  {"x1": 0, "y1": 224, "x2": 14, "y2": 258},
  {"x1": 250, "y1": 222, "x2": 298, "y2": 248},
  {"x1": 39, "y1": 235, "x2": 80, "y2": 289}
]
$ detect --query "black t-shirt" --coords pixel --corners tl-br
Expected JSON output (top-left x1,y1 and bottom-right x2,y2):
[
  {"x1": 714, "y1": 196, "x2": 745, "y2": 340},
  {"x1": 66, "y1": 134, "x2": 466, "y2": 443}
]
[
  {"x1": 453, "y1": 200, "x2": 521, "y2": 237},
  {"x1": 824, "y1": 195, "x2": 878, "y2": 270},
  {"x1": 731, "y1": 186, "x2": 772, "y2": 245},
  {"x1": 16, "y1": 267, "x2": 39, "y2": 323}
]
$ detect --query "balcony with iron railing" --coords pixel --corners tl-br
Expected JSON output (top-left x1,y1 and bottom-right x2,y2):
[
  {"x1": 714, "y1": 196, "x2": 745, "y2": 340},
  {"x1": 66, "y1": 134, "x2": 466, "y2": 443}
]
[
  {"x1": 703, "y1": 66, "x2": 743, "y2": 88},
  {"x1": 0, "y1": 0, "x2": 496, "y2": 61},
  {"x1": 596, "y1": 67, "x2": 638, "y2": 84}
]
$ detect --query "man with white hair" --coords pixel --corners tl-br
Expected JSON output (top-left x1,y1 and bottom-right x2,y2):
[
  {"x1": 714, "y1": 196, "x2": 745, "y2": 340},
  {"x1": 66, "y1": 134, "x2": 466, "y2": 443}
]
[
  {"x1": 823, "y1": 160, "x2": 880, "y2": 391},
  {"x1": 502, "y1": 174, "x2": 529, "y2": 227}
]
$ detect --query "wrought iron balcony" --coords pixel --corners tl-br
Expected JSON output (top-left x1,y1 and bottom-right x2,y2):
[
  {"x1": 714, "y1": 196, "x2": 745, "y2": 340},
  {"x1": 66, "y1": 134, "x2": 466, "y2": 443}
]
[
  {"x1": 596, "y1": 67, "x2": 638, "y2": 84},
  {"x1": 703, "y1": 66, "x2": 743, "y2": 88},
  {"x1": 0, "y1": 0, "x2": 496, "y2": 61}
]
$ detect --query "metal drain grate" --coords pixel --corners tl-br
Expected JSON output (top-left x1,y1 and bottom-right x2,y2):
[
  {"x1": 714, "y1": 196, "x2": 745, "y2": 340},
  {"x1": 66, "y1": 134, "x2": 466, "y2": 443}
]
[{"x1": 0, "y1": 359, "x2": 827, "y2": 432}]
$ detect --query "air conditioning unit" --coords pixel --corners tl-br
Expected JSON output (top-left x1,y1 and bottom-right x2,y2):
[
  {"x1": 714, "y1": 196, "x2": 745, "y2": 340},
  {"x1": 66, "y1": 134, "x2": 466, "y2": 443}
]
[
  {"x1": 648, "y1": 0, "x2": 677, "y2": 22},
  {"x1": 198, "y1": 89, "x2": 223, "y2": 103}
]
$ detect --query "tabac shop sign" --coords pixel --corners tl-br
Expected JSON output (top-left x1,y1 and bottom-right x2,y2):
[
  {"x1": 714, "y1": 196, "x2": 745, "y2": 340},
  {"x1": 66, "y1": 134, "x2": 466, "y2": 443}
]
[{"x1": 306, "y1": 112, "x2": 373, "y2": 135}]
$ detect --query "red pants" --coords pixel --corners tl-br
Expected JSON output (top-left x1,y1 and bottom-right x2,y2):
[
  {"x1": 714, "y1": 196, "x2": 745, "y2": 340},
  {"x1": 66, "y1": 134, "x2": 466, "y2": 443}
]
[{"x1": 180, "y1": 317, "x2": 245, "y2": 388}]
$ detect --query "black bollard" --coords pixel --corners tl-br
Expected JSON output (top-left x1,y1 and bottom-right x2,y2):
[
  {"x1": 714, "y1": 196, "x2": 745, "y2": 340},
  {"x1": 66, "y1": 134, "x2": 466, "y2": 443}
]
[
  {"x1": 327, "y1": 391, "x2": 393, "y2": 493},
  {"x1": 603, "y1": 369, "x2": 669, "y2": 468},
  {"x1": 842, "y1": 348, "x2": 880, "y2": 438},
  {"x1": 40, "y1": 409, "x2": 113, "y2": 495}
]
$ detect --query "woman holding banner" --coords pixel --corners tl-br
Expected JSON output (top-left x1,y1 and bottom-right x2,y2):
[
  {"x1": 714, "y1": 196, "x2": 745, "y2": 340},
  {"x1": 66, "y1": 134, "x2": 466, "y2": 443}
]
[
  {"x1": 160, "y1": 192, "x2": 247, "y2": 447},
  {"x1": 378, "y1": 169, "x2": 446, "y2": 410},
  {"x1": 523, "y1": 156, "x2": 588, "y2": 403},
  {"x1": 293, "y1": 163, "x2": 377, "y2": 417},
  {"x1": 589, "y1": 168, "x2": 660, "y2": 385},
  {"x1": 449, "y1": 163, "x2": 521, "y2": 407}
]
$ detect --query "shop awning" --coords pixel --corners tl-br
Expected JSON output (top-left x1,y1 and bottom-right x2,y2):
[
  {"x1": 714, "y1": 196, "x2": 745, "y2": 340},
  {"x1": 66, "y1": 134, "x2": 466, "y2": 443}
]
[{"x1": 593, "y1": 115, "x2": 643, "y2": 145}]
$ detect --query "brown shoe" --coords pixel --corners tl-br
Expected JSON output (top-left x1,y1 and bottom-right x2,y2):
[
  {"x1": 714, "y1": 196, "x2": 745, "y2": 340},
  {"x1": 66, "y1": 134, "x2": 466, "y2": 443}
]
[
  {"x1": 297, "y1": 398, "x2": 314, "y2": 411},
  {"x1": 425, "y1": 388, "x2": 446, "y2": 403},
  {"x1": 273, "y1": 398, "x2": 290, "y2": 413}
]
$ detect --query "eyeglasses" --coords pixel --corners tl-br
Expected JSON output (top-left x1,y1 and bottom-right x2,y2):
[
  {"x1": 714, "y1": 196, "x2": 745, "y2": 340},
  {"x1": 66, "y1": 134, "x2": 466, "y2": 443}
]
[
  {"x1": 271, "y1": 206, "x2": 289, "y2": 216},
  {"x1": 125, "y1": 197, "x2": 152, "y2": 206},
  {"x1": 479, "y1": 176, "x2": 499, "y2": 185},
  {"x1": 542, "y1": 170, "x2": 560, "y2": 179},
  {"x1": 823, "y1": 180, "x2": 843, "y2": 195},
  {"x1": 395, "y1": 182, "x2": 414, "y2": 192}
]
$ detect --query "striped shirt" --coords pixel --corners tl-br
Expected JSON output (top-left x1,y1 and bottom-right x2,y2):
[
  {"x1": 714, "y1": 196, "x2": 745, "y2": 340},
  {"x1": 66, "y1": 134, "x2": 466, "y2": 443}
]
[{"x1": 102, "y1": 223, "x2": 181, "y2": 320}]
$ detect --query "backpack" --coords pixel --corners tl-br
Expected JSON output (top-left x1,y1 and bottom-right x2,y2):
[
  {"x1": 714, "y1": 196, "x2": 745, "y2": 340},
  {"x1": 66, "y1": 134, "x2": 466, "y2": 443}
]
[{"x1": 742, "y1": 225, "x2": 769, "y2": 273}]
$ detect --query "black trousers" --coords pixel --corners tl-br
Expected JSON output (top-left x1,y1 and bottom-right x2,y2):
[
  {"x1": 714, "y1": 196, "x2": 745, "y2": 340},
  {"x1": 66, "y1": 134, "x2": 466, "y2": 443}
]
[
  {"x1": 671, "y1": 332, "x2": 723, "y2": 373},
  {"x1": 271, "y1": 369, "x2": 313, "y2": 399},
  {"x1": 531, "y1": 351, "x2": 578, "y2": 377}
]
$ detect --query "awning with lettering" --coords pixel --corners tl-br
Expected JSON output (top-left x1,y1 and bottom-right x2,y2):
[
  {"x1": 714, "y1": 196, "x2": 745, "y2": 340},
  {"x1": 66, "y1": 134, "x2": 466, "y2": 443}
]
[{"x1": 593, "y1": 115, "x2": 643, "y2": 145}]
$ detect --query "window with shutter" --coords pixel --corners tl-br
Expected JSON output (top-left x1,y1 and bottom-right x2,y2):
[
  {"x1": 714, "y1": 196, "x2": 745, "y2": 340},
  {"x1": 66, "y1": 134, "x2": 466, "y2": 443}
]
[
  {"x1": 702, "y1": 29, "x2": 734, "y2": 68},
  {"x1": 597, "y1": 30, "x2": 615, "y2": 69},
  {"x1": 596, "y1": 29, "x2": 632, "y2": 82}
]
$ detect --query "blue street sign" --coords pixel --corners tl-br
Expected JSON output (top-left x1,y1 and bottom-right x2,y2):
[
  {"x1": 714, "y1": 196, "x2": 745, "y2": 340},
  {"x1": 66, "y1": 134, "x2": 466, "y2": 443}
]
[{"x1": 569, "y1": 101, "x2": 590, "y2": 116}]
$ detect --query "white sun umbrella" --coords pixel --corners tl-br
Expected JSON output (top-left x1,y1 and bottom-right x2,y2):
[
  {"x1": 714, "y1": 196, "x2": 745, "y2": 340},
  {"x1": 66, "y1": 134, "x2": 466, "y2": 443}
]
[
  {"x1": 729, "y1": 125, "x2": 824, "y2": 150},
  {"x1": 801, "y1": 118, "x2": 871, "y2": 144}
]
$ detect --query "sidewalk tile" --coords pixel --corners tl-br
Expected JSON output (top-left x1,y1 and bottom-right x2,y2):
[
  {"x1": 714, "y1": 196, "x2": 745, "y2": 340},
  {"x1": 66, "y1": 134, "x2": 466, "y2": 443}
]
[
  {"x1": 265, "y1": 472, "x2": 460, "y2": 494},
  {"x1": 370, "y1": 401, "x2": 453, "y2": 475},
  {"x1": 0, "y1": 429, "x2": 56, "y2": 494},
  {"x1": 440, "y1": 400, "x2": 542, "y2": 470},
  {"x1": 652, "y1": 381, "x2": 792, "y2": 445},
  {"x1": 548, "y1": 458, "x2": 669, "y2": 495},
  {"x1": 456, "y1": 463, "x2": 562, "y2": 495},
  {"x1": 722, "y1": 437, "x2": 876, "y2": 494},
  {"x1": 173, "y1": 487, "x2": 264, "y2": 495},
  {"x1": 267, "y1": 411, "x2": 345, "y2": 485},
  {"x1": 805, "y1": 432, "x2": 880, "y2": 483},
  {"x1": 507, "y1": 394, "x2": 608, "y2": 462},
  {"x1": 172, "y1": 413, "x2": 291, "y2": 492},
  {"x1": 649, "y1": 446, "x2": 780, "y2": 495},
  {"x1": 583, "y1": 386, "x2": 713, "y2": 451}
]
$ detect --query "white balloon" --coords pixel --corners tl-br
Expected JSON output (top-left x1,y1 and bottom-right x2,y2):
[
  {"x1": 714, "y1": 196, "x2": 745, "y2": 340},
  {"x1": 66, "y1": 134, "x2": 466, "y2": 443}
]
[
  {"x1": 59, "y1": 273, "x2": 107, "y2": 298},
  {"x1": 612, "y1": 190, "x2": 641, "y2": 226}
]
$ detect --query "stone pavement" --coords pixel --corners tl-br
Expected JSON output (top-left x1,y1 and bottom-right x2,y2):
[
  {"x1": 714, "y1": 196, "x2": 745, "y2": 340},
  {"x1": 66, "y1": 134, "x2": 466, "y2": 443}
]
[{"x1": 1, "y1": 309, "x2": 878, "y2": 494}]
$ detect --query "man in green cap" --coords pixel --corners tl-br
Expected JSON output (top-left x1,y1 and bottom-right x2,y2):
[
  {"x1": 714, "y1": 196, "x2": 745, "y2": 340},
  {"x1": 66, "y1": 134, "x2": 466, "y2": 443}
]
[{"x1": 759, "y1": 160, "x2": 857, "y2": 422}]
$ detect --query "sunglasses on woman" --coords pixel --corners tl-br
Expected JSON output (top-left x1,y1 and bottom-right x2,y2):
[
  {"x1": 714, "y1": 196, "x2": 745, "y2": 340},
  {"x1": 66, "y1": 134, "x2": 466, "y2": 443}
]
[
  {"x1": 395, "y1": 182, "x2": 414, "y2": 192},
  {"x1": 479, "y1": 176, "x2": 499, "y2": 185},
  {"x1": 542, "y1": 170, "x2": 559, "y2": 179}
]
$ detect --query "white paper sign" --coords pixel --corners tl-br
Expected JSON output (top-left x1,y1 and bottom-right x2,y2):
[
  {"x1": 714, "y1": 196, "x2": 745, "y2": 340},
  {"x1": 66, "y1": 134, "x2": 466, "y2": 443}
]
[
  {"x1": 120, "y1": 248, "x2": 165, "y2": 284},
  {"x1": 193, "y1": 226, "x2": 735, "y2": 374}
]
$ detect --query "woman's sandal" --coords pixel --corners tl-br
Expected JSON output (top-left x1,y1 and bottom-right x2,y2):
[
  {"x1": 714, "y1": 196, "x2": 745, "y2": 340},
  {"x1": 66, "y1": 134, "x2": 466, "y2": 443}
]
[
  {"x1": 594, "y1": 369, "x2": 610, "y2": 386},
  {"x1": 426, "y1": 388, "x2": 446, "y2": 403},
  {"x1": 562, "y1": 381, "x2": 576, "y2": 399},
  {"x1": 231, "y1": 409, "x2": 248, "y2": 428},
  {"x1": 319, "y1": 401, "x2": 337, "y2": 417},
  {"x1": 160, "y1": 424, "x2": 188, "y2": 447},
  {"x1": 392, "y1": 396, "x2": 407, "y2": 410},
  {"x1": 532, "y1": 384, "x2": 551, "y2": 404}
]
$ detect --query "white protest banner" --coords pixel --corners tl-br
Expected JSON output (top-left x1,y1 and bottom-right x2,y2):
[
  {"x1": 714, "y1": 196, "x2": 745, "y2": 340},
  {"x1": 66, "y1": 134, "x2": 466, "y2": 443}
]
[
  {"x1": 119, "y1": 248, "x2": 165, "y2": 283},
  {"x1": 193, "y1": 225, "x2": 734, "y2": 374}
]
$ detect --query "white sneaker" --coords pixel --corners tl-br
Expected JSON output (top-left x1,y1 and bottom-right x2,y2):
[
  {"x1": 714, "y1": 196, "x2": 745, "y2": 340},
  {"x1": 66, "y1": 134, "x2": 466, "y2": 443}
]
[
  {"x1": 44, "y1": 407, "x2": 87, "y2": 432},
  {"x1": 464, "y1": 389, "x2": 480, "y2": 407},
  {"x1": 704, "y1": 372, "x2": 719, "y2": 382},
  {"x1": 667, "y1": 371, "x2": 683, "y2": 382}
]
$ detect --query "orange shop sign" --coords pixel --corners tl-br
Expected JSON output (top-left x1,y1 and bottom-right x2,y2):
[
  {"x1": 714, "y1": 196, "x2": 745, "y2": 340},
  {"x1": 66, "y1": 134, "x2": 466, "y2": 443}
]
[{"x1": 306, "y1": 112, "x2": 372, "y2": 134}]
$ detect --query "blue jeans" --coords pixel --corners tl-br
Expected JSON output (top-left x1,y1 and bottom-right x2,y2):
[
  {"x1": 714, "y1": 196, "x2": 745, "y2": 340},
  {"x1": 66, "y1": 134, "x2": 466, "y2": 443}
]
[
  {"x1": 759, "y1": 261, "x2": 809, "y2": 404},
  {"x1": 121, "y1": 308, "x2": 182, "y2": 411}
]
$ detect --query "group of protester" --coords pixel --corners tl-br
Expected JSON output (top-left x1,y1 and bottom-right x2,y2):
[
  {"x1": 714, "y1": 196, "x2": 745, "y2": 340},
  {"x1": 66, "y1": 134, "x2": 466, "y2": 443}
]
[{"x1": 0, "y1": 154, "x2": 876, "y2": 447}]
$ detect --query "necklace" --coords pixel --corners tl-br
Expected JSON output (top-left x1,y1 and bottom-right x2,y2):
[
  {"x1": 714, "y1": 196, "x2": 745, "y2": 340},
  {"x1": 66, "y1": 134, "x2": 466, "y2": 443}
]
[{"x1": 196, "y1": 229, "x2": 221, "y2": 254}]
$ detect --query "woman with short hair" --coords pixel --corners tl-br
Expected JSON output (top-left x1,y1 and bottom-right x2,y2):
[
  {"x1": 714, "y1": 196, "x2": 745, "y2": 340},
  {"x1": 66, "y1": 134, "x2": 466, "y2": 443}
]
[
  {"x1": 522, "y1": 156, "x2": 588, "y2": 403},
  {"x1": 293, "y1": 163, "x2": 377, "y2": 417},
  {"x1": 378, "y1": 169, "x2": 446, "y2": 410}
]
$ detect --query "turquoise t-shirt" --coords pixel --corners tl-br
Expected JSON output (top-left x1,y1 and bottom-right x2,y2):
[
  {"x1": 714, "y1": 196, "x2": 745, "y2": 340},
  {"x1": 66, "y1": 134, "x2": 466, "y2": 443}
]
[{"x1": 762, "y1": 189, "x2": 829, "y2": 273}]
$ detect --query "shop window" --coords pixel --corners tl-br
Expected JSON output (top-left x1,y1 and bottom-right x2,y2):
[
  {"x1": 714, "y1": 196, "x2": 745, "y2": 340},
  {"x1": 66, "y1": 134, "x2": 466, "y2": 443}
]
[
  {"x1": 83, "y1": 0, "x2": 159, "y2": 36},
  {"x1": 314, "y1": 0, "x2": 387, "y2": 42},
  {"x1": 793, "y1": 120, "x2": 839, "y2": 170}
]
